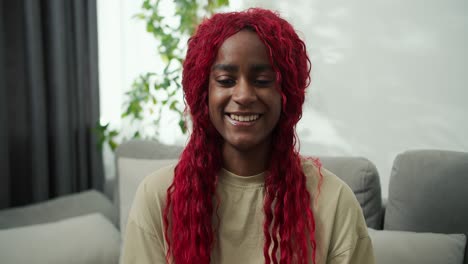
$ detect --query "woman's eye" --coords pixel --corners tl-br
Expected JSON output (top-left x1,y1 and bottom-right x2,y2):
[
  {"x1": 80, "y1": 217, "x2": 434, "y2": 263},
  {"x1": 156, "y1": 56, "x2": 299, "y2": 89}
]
[
  {"x1": 216, "y1": 78, "x2": 236, "y2": 86},
  {"x1": 254, "y1": 79, "x2": 273, "y2": 87}
]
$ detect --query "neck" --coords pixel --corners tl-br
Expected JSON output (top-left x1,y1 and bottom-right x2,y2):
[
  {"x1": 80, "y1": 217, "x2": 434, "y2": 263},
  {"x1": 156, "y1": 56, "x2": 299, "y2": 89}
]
[{"x1": 222, "y1": 140, "x2": 271, "y2": 176}]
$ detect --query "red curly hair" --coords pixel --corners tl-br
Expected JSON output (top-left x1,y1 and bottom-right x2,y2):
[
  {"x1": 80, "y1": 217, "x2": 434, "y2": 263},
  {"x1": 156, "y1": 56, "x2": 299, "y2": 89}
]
[{"x1": 164, "y1": 8, "x2": 319, "y2": 264}]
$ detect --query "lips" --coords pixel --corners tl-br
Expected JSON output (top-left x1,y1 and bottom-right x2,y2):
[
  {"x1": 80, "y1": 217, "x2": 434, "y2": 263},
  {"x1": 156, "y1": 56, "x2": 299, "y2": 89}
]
[
  {"x1": 225, "y1": 112, "x2": 262, "y2": 125},
  {"x1": 229, "y1": 113, "x2": 260, "y2": 122}
]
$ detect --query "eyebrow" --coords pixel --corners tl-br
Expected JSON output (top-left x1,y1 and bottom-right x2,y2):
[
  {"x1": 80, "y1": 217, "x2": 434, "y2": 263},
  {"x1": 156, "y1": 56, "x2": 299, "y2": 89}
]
[
  {"x1": 250, "y1": 64, "x2": 273, "y2": 73},
  {"x1": 212, "y1": 64, "x2": 238, "y2": 72},
  {"x1": 211, "y1": 63, "x2": 273, "y2": 73}
]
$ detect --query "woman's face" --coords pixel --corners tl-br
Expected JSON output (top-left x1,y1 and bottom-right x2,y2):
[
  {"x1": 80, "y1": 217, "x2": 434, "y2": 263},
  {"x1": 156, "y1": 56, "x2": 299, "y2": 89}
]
[{"x1": 208, "y1": 30, "x2": 282, "y2": 152}]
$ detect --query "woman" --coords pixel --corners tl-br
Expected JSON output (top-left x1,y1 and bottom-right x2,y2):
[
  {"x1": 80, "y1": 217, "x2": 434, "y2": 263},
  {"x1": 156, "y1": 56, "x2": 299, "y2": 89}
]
[{"x1": 122, "y1": 8, "x2": 374, "y2": 264}]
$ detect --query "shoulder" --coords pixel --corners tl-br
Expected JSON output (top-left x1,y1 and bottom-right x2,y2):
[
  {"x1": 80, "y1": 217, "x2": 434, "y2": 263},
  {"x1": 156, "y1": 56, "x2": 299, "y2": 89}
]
[
  {"x1": 140, "y1": 162, "x2": 177, "y2": 199},
  {"x1": 301, "y1": 157, "x2": 355, "y2": 204},
  {"x1": 122, "y1": 164, "x2": 176, "y2": 261},
  {"x1": 301, "y1": 156, "x2": 366, "y2": 227},
  {"x1": 127, "y1": 163, "x2": 177, "y2": 232},
  {"x1": 301, "y1": 157, "x2": 373, "y2": 262}
]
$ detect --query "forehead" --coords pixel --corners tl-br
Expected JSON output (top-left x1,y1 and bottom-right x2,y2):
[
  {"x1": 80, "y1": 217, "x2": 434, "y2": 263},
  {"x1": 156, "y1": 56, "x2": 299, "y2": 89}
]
[{"x1": 213, "y1": 30, "x2": 271, "y2": 67}]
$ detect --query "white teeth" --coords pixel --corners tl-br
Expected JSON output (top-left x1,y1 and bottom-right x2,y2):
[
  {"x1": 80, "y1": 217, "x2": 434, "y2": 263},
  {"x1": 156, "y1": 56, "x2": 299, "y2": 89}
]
[{"x1": 229, "y1": 114, "x2": 260, "y2": 122}]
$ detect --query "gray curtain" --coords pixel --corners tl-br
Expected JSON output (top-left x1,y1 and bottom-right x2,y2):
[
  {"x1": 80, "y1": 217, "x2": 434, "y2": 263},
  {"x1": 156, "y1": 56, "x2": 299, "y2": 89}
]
[{"x1": 0, "y1": 0, "x2": 103, "y2": 209}]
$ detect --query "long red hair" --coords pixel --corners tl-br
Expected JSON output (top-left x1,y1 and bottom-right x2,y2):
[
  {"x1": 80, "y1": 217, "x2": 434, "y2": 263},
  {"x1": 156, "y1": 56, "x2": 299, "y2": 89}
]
[{"x1": 164, "y1": 8, "x2": 317, "y2": 263}]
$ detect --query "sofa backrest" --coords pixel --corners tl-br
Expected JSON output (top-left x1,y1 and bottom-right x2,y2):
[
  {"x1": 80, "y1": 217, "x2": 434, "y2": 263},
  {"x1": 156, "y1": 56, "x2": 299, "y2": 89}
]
[
  {"x1": 115, "y1": 140, "x2": 183, "y2": 232},
  {"x1": 115, "y1": 139, "x2": 384, "y2": 233},
  {"x1": 320, "y1": 157, "x2": 383, "y2": 229},
  {"x1": 384, "y1": 149, "x2": 468, "y2": 234}
]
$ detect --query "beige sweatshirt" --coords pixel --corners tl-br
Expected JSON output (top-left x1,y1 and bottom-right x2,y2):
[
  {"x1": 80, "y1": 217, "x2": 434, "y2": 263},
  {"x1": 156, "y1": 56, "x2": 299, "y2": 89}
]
[{"x1": 122, "y1": 159, "x2": 375, "y2": 263}]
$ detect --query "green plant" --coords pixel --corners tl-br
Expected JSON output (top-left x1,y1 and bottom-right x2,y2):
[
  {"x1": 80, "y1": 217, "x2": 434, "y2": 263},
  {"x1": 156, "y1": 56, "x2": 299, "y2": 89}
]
[{"x1": 97, "y1": 0, "x2": 229, "y2": 151}]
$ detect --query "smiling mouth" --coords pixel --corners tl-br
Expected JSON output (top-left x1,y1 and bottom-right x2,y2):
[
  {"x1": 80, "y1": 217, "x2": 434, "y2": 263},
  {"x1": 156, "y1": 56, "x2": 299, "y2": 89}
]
[{"x1": 228, "y1": 113, "x2": 260, "y2": 122}]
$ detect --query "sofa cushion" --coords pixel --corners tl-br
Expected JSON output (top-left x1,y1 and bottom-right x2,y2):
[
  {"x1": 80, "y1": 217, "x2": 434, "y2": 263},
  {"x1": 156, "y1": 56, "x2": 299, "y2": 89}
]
[
  {"x1": 368, "y1": 228, "x2": 466, "y2": 264},
  {"x1": 385, "y1": 150, "x2": 468, "y2": 233},
  {"x1": 0, "y1": 213, "x2": 120, "y2": 264},
  {"x1": 0, "y1": 190, "x2": 117, "y2": 229},
  {"x1": 320, "y1": 157, "x2": 383, "y2": 229}
]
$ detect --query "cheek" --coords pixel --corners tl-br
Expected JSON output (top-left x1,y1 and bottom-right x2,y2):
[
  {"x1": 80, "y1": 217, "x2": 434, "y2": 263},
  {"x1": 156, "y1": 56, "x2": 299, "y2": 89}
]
[
  {"x1": 208, "y1": 86, "x2": 224, "y2": 120},
  {"x1": 270, "y1": 90, "x2": 283, "y2": 118},
  {"x1": 208, "y1": 95, "x2": 217, "y2": 121},
  {"x1": 273, "y1": 100, "x2": 282, "y2": 125}
]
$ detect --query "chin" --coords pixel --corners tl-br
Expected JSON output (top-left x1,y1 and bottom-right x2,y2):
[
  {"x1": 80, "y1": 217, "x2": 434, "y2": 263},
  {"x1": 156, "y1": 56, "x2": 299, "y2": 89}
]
[
  {"x1": 225, "y1": 137, "x2": 267, "y2": 152},
  {"x1": 231, "y1": 143, "x2": 257, "y2": 152},
  {"x1": 229, "y1": 139, "x2": 254, "y2": 149}
]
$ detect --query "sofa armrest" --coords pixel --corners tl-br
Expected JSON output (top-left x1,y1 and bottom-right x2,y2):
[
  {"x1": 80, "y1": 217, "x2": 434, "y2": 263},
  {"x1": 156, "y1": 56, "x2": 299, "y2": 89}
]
[
  {"x1": 0, "y1": 214, "x2": 120, "y2": 264},
  {"x1": 0, "y1": 190, "x2": 117, "y2": 229}
]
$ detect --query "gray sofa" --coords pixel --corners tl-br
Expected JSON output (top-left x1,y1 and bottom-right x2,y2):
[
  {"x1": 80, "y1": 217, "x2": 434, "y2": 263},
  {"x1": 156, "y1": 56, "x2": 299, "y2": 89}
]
[{"x1": 1, "y1": 139, "x2": 467, "y2": 264}]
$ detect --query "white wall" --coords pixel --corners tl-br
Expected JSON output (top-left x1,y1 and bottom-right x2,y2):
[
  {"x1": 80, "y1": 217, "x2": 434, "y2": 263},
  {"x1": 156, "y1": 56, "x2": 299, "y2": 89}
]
[
  {"x1": 96, "y1": 0, "x2": 242, "y2": 181},
  {"x1": 98, "y1": 0, "x2": 468, "y2": 197}
]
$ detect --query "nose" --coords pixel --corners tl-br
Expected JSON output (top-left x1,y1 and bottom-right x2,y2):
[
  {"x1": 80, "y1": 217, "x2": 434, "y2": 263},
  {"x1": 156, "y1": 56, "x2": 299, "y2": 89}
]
[{"x1": 232, "y1": 79, "x2": 257, "y2": 106}]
